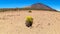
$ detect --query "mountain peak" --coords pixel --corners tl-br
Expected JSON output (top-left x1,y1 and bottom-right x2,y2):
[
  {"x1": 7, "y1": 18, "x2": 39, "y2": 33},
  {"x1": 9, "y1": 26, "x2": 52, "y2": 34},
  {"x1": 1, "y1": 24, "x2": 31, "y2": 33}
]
[{"x1": 24, "y1": 3, "x2": 56, "y2": 11}]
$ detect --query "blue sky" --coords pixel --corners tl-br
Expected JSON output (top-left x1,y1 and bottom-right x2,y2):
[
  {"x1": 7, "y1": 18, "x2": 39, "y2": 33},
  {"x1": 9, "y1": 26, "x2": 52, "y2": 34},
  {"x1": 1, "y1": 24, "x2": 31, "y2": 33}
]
[{"x1": 0, "y1": 0, "x2": 60, "y2": 11}]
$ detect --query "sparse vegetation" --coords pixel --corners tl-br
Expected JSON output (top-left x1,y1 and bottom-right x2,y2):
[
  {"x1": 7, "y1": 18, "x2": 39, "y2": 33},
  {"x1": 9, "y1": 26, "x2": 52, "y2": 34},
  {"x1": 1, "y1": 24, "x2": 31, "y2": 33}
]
[{"x1": 0, "y1": 8, "x2": 57, "y2": 12}]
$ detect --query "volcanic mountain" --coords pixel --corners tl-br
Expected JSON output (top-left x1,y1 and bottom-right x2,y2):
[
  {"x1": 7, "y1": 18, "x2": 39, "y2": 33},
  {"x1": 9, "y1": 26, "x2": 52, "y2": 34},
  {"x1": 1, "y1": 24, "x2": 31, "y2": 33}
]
[
  {"x1": 0, "y1": 3, "x2": 56, "y2": 11},
  {"x1": 24, "y1": 3, "x2": 56, "y2": 11}
]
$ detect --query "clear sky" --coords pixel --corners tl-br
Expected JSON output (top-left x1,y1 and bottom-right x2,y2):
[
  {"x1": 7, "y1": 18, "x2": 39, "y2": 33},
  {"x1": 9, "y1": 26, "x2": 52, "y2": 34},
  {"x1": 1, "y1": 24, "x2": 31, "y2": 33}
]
[{"x1": 0, "y1": 0, "x2": 60, "y2": 11}]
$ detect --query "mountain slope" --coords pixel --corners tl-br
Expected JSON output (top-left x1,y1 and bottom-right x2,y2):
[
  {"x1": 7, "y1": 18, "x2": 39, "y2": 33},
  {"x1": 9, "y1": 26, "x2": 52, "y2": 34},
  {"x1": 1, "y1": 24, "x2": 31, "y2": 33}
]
[{"x1": 24, "y1": 3, "x2": 56, "y2": 11}]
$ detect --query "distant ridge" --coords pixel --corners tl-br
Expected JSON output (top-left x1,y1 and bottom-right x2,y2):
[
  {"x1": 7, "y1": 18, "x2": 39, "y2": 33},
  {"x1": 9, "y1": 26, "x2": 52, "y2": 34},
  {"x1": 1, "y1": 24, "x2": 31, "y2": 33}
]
[
  {"x1": 0, "y1": 3, "x2": 57, "y2": 12},
  {"x1": 24, "y1": 3, "x2": 56, "y2": 11}
]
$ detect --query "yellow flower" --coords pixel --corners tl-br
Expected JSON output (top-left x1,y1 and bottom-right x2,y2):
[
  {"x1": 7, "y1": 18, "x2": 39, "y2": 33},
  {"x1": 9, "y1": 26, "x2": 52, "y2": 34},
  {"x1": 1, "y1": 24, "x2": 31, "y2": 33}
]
[{"x1": 26, "y1": 16, "x2": 33, "y2": 21}]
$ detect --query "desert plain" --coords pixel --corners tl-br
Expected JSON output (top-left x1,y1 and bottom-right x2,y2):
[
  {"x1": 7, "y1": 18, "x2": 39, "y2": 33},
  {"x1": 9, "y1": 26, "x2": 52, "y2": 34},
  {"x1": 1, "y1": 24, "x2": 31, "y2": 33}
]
[{"x1": 0, "y1": 10, "x2": 60, "y2": 34}]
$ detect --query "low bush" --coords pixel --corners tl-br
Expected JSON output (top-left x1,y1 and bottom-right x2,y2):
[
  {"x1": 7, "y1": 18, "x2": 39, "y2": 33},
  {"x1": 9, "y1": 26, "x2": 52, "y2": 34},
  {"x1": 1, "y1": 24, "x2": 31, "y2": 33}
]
[
  {"x1": 29, "y1": 10, "x2": 32, "y2": 13},
  {"x1": 25, "y1": 16, "x2": 33, "y2": 27}
]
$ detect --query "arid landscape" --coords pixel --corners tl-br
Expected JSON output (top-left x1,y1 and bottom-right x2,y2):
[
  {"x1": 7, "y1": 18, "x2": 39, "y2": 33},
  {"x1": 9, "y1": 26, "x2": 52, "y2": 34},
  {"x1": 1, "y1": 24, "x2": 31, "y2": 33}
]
[
  {"x1": 0, "y1": 2, "x2": 59, "y2": 34},
  {"x1": 0, "y1": 10, "x2": 60, "y2": 34}
]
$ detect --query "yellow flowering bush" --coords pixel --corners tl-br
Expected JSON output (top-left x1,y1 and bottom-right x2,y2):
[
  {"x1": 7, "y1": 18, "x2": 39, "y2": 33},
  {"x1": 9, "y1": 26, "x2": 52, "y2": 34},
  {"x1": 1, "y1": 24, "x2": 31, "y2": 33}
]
[{"x1": 25, "y1": 16, "x2": 33, "y2": 27}]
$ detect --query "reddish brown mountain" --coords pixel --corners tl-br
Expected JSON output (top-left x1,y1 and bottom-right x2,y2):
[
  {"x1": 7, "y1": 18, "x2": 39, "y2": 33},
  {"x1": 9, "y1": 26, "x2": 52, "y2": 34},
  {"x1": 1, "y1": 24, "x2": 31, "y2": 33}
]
[{"x1": 24, "y1": 3, "x2": 56, "y2": 11}]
